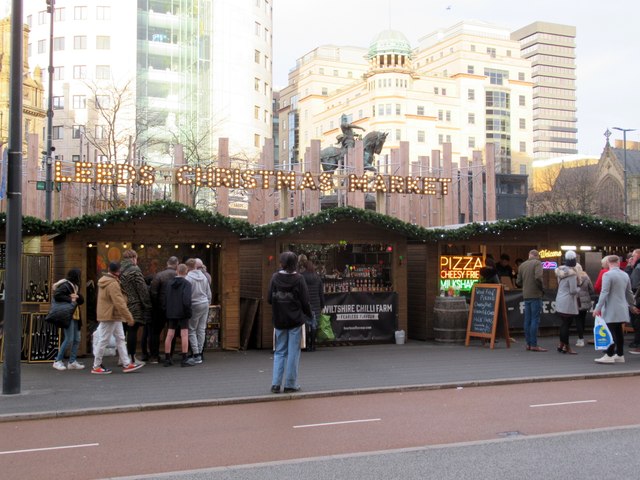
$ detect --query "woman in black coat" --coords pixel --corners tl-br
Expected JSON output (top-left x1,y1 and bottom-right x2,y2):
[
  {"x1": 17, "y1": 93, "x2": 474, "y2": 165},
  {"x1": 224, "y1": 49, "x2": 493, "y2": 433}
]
[{"x1": 52, "y1": 269, "x2": 85, "y2": 371}]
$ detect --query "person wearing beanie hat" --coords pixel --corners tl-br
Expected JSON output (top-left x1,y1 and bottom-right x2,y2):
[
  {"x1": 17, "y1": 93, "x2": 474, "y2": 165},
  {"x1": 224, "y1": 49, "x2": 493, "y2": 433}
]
[{"x1": 555, "y1": 252, "x2": 579, "y2": 354}]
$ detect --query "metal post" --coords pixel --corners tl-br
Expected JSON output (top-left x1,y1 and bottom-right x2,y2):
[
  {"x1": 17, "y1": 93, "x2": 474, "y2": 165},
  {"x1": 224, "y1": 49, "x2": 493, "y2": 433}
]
[
  {"x1": 3, "y1": 0, "x2": 24, "y2": 395},
  {"x1": 45, "y1": 0, "x2": 55, "y2": 222}
]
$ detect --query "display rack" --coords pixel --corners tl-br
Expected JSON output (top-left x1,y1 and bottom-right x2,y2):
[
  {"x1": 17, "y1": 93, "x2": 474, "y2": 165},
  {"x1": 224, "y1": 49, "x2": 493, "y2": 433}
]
[{"x1": 21, "y1": 254, "x2": 52, "y2": 303}]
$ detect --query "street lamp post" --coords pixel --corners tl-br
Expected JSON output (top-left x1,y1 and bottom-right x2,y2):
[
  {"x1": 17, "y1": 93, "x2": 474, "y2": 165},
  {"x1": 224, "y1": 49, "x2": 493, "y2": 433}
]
[
  {"x1": 613, "y1": 127, "x2": 637, "y2": 223},
  {"x1": 45, "y1": 0, "x2": 55, "y2": 222}
]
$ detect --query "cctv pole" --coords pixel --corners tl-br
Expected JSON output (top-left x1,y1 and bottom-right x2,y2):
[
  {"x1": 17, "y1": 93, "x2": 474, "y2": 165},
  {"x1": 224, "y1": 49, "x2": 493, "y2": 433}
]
[
  {"x1": 3, "y1": 0, "x2": 24, "y2": 394},
  {"x1": 45, "y1": 0, "x2": 55, "y2": 222}
]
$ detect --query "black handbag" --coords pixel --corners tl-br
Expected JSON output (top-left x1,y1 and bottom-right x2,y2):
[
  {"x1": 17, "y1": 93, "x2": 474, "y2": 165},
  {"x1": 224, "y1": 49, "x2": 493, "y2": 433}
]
[{"x1": 45, "y1": 300, "x2": 76, "y2": 329}]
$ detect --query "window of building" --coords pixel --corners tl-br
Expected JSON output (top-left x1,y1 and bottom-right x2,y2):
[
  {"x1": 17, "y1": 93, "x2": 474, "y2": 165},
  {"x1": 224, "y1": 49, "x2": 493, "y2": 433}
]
[
  {"x1": 519, "y1": 141, "x2": 526, "y2": 152},
  {"x1": 53, "y1": 126, "x2": 64, "y2": 140},
  {"x1": 438, "y1": 110, "x2": 443, "y2": 121},
  {"x1": 468, "y1": 113, "x2": 475, "y2": 124},
  {"x1": 519, "y1": 95, "x2": 526, "y2": 107},
  {"x1": 434, "y1": 87, "x2": 439, "y2": 94},
  {"x1": 396, "y1": 129, "x2": 401, "y2": 141},
  {"x1": 520, "y1": 164, "x2": 527, "y2": 175},
  {"x1": 378, "y1": 105, "x2": 385, "y2": 116},
  {"x1": 385, "y1": 104, "x2": 392, "y2": 115},
  {"x1": 442, "y1": 88, "x2": 447, "y2": 96},
  {"x1": 264, "y1": 82, "x2": 269, "y2": 96},
  {"x1": 52, "y1": 96, "x2": 64, "y2": 109},
  {"x1": 254, "y1": 106, "x2": 260, "y2": 119},
  {"x1": 438, "y1": 134, "x2": 444, "y2": 145},
  {"x1": 255, "y1": 50, "x2": 260, "y2": 63},
  {"x1": 54, "y1": 7, "x2": 65, "y2": 21},
  {"x1": 254, "y1": 22, "x2": 261, "y2": 36},
  {"x1": 418, "y1": 130, "x2": 425, "y2": 143},
  {"x1": 264, "y1": 110, "x2": 269, "y2": 123},
  {"x1": 321, "y1": 87, "x2": 328, "y2": 96},
  {"x1": 358, "y1": 109, "x2": 363, "y2": 119},
  {"x1": 468, "y1": 89, "x2": 475, "y2": 101},
  {"x1": 254, "y1": 134, "x2": 260, "y2": 148},
  {"x1": 72, "y1": 155, "x2": 80, "y2": 162},
  {"x1": 73, "y1": 95, "x2": 86, "y2": 109},
  {"x1": 53, "y1": 67, "x2": 64, "y2": 80},
  {"x1": 348, "y1": 71, "x2": 353, "y2": 78},
  {"x1": 470, "y1": 44, "x2": 476, "y2": 52},
  {"x1": 37, "y1": 39, "x2": 46, "y2": 54},
  {"x1": 487, "y1": 47, "x2": 496, "y2": 58},
  {"x1": 96, "y1": 65, "x2": 110, "y2": 79},
  {"x1": 417, "y1": 105, "x2": 425, "y2": 116},
  {"x1": 264, "y1": 28, "x2": 270, "y2": 43},
  {"x1": 73, "y1": 65, "x2": 86, "y2": 79},
  {"x1": 319, "y1": 67, "x2": 324, "y2": 75},
  {"x1": 96, "y1": 6, "x2": 111, "y2": 20},
  {"x1": 27, "y1": 43, "x2": 32, "y2": 57},
  {"x1": 26, "y1": 15, "x2": 32, "y2": 27},
  {"x1": 485, "y1": 68, "x2": 508, "y2": 85},
  {"x1": 95, "y1": 125, "x2": 106, "y2": 139},
  {"x1": 446, "y1": 135, "x2": 451, "y2": 143},
  {"x1": 396, "y1": 104, "x2": 401, "y2": 115},
  {"x1": 469, "y1": 137, "x2": 476, "y2": 148},
  {"x1": 72, "y1": 125, "x2": 85, "y2": 139},
  {"x1": 467, "y1": 65, "x2": 475, "y2": 74},
  {"x1": 254, "y1": 78, "x2": 260, "y2": 91},
  {"x1": 74, "y1": 36, "x2": 87, "y2": 49},
  {"x1": 519, "y1": 118, "x2": 526, "y2": 129},
  {"x1": 518, "y1": 72, "x2": 525, "y2": 81},
  {"x1": 74, "y1": 6, "x2": 87, "y2": 20},
  {"x1": 445, "y1": 111, "x2": 451, "y2": 122},
  {"x1": 96, "y1": 95, "x2": 110, "y2": 109},
  {"x1": 38, "y1": 11, "x2": 46, "y2": 25},
  {"x1": 333, "y1": 70, "x2": 338, "y2": 76},
  {"x1": 96, "y1": 36, "x2": 110, "y2": 50},
  {"x1": 53, "y1": 37, "x2": 65, "y2": 51},
  {"x1": 506, "y1": 50, "x2": 511, "y2": 57}
]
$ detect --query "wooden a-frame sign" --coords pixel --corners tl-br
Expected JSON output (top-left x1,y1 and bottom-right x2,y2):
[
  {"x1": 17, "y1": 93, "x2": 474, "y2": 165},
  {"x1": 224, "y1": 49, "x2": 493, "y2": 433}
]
[{"x1": 465, "y1": 284, "x2": 511, "y2": 349}]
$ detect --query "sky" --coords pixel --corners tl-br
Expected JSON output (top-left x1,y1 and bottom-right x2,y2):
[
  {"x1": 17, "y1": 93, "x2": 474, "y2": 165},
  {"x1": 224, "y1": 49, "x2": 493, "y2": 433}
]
[{"x1": 273, "y1": 0, "x2": 640, "y2": 156}]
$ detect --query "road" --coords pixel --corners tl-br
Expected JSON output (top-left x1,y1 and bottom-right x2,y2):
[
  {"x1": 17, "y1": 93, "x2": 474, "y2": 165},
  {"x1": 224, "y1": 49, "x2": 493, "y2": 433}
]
[{"x1": 1, "y1": 377, "x2": 639, "y2": 479}]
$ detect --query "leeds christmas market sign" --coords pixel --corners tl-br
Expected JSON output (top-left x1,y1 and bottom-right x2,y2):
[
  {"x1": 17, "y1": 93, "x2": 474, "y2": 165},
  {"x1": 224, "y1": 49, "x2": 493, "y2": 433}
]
[{"x1": 53, "y1": 161, "x2": 451, "y2": 196}]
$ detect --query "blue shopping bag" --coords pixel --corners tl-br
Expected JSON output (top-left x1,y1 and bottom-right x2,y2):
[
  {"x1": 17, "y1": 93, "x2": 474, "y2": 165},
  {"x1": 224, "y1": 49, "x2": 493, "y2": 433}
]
[{"x1": 593, "y1": 315, "x2": 614, "y2": 350}]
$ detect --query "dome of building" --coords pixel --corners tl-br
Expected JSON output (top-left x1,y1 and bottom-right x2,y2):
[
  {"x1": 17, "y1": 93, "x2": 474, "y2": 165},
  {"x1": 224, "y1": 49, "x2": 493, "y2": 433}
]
[{"x1": 368, "y1": 29, "x2": 412, "y2": 58}]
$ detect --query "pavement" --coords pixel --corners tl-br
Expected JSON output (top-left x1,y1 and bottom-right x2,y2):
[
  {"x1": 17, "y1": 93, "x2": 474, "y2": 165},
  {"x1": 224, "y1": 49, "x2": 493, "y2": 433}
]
[{"x1": 1, "y1": 336, "x2": 640, "y2": 422}]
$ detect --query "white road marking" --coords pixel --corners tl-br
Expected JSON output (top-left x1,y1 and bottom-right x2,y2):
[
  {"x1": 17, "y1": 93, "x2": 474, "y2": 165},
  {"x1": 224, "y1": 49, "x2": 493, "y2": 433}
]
[
  {"x1": 530, "y1": 400, "x2": 597, "y2": 408},
  {"x1": 294, "y1": 418, "x2": 381, "y2": 429},
  {"x1": 0, "y1": 443, "x2": 99, "y2": 455}
]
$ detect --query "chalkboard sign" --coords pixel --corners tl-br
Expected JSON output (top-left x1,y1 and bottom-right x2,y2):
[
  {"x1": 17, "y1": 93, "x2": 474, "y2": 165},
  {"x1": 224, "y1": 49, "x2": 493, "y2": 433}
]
[{"x1": 465, "y1": 284, "x2": 510, "y2": 349}]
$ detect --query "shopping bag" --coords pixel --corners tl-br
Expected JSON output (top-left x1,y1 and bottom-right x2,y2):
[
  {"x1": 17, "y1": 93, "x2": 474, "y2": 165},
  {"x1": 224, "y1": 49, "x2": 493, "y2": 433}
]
[
  {"x1": 316, "y1": 313, "x2": 335, "y2": 342},
  {"x1": 44, "y1": 300, "x2": 76, "y2": 329},
  {"x1": 593, "y1": 315, "x2": 614, "y2": 350}
]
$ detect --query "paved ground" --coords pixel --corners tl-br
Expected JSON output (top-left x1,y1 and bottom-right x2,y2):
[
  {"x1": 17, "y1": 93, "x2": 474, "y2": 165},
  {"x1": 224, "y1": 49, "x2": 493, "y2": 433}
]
[{"x1": 1, "y1": 336, "x2": 639, "y2": 421}]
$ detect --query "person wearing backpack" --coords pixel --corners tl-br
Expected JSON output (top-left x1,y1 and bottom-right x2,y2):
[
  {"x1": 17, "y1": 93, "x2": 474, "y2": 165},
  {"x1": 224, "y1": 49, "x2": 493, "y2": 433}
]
[{"x1": 268, "y1": 251, "x2": 311, "y2": 394}]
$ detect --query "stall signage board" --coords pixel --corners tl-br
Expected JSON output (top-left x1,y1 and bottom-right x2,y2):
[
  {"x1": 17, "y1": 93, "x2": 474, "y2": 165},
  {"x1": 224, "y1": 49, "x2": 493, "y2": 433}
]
[
  {"x1": 323, "y1": 292, "x2": 397, "y2": 342},
  {"x1": 465, "y1": 284, "x2": 510, "y2": 349},
  {"x1": 439, "y1": 255, "x2": 482, "y2": 294}
]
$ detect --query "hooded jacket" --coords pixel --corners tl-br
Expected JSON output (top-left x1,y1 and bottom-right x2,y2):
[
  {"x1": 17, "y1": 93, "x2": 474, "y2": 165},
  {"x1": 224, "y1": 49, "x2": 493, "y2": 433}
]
[
  {"x1": 165, "y1": 276, "x2": 192, "y2": 321},
  {"x1": 268, "y1": 271, "x2": 311, "y2": 329},
  {"x1": 186, "y1": 269, "x2": 211, "y2": 306},
  {"x1": 96, "y1": 273, "x2": 134, "y2": 325},
  {"x1": 555, "y1": 265, "x2": 579, "y2": 315},
  {"x1": 119, "y1": 259, "x2": 152, "y2": 324}
]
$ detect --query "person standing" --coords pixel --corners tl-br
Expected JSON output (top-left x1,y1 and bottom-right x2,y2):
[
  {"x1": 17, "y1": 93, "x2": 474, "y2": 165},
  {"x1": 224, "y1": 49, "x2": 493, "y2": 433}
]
[
  {"x1": 185, "y1": 258, "x2": 211, "y2": 364},
  {"x1": 301, "y1": 259, "x2": 324, "y2": 352},
  {"x1": 52, "y1": 269, "x2": 85, "y2": 371},
  {"x1": 593, "y1": 255, "x2": 639, "y2": 364},
  {"x1": 120, "y1": 249, "x2": 152, "y2": 365},
  {"x1": 149, "y1": 256, "x2": 178, "y2": 363},
  {"x1": 268, "y1": 251, "x2": 311, "y2": 393},
  {"x1": 92, "y1": 262, "x2": 144, "y2": 374},
  {"x1": 575, "y1": 264, "x2": 594, "y2": 347},
  {"x1": 554, "y1": 251, "x2": 579, "y2": 354},
  {"x1": 164, "y1": 264, "x2": 195, "y2": 367},
  {"x1": 515, "y1": 249, "x2": 547, "y2": 352}
]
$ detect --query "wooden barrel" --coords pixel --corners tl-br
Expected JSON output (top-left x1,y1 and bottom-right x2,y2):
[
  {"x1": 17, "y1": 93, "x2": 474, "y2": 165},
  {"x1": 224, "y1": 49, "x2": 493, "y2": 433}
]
[{"x1": 433, "y1": 296, "x2": 469, "y2": 343}]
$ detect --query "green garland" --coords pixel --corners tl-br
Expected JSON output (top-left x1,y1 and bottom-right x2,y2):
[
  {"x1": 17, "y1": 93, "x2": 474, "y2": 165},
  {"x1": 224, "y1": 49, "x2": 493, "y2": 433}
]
[{"x1": 3, "y1": 203, "x2": 640, "y2": 243}]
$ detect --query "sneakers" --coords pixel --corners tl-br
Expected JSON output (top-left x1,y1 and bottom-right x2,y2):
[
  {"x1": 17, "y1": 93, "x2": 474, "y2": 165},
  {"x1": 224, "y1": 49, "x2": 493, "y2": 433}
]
[
  {"x1": 271, "y1": 385, "x2": 281, "y2": 394},
  {"x1": 283, "y1": 386, "x2": 301, "y2": 393},
  {"x1": 91, "y1": 365, "x2": 112, "y2": 375},
  {"x1": 122, "y1": 363, "x2": 144, "y2": 373},
  {"x1": 193, "y1": 355, "x2": 203, "y2": 365},
  {"x1": 595, "y1": 354, "x2": 615, "y2": 364},
  {"x1": 628, "y1": 348, "x2": 640, "y2": 355},
  {"x1": 614, "y1": 355, "x2": 625, "y2": 363},
  {"x1": 52, "y1": 360, "x2": 66, "y2": 371},
  {"x1": 149, "y1": 356, "x2": 160, "y2": 364},
  {"x1": 575, "y1": 339, "x2": 585, "y2": 347},
  {"x1": 163, "y1": 358, "x2": 173, "y2": 367},
  {"x1": 67, "y1": 361, "x2": 85, "y2": 370},
  {"x1": 181, "y1": 357, "x2": 196, "y2": 367}
]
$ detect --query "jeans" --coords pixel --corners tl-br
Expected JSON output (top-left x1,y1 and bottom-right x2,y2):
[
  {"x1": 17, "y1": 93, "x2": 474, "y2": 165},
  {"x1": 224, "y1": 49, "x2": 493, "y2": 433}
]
[
  {"x1": 188, "y1": 303, "x2": 209, "y2": 356},
  {"x1": 56, "y1": 320, "x2": 81, "y2": 363},
  {"x1": 93, "y1": 322, "x2": 130, "y2": 369},
  {"x1": 272, "y1": 325, "x2": 302, "y2": 389},
  {"x1": 524, "y1": 298, "x2": 542, "y2": 347}
]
